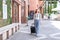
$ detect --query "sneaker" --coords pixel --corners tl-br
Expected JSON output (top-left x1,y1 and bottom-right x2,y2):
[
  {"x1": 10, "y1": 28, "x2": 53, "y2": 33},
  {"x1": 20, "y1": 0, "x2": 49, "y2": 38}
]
[{"x1": 36, "y1": 34, "x2": 41, "y2": 37}]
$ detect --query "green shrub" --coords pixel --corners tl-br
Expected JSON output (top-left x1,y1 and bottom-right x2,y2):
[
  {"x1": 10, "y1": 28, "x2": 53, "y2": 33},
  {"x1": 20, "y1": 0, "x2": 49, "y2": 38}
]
[
  {"x1": 0, "y1": 0, "x2": 2, "y2": 19},
  {"x1": 6, "y1": 0, "x2": 12, "y2": 24}
]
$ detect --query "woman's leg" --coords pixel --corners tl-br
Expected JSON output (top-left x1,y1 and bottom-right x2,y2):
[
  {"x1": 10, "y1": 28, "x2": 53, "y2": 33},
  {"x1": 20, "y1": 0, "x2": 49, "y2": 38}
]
[
  {"x1": 38, "y1": 20, "x2": 40, "y2": 34},
  {"x1": 36, "y1": 20, "x2": 40, "y2": 36},
  {"x1": 34, "y1": 20, "x2": 38, "y2": 34}
]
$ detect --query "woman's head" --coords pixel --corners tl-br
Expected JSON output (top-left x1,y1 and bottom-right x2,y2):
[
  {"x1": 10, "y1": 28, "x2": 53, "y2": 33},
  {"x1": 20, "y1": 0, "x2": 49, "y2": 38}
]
[
  {"x1": 37, "y1": 9, "x2": 40, "y2": 13},
  {"x1": 35, "y1": 9, "x2": 40, "y2": 13},
  {"x1": 35, "y1": 9, "x2": 38, "y2": 13}
]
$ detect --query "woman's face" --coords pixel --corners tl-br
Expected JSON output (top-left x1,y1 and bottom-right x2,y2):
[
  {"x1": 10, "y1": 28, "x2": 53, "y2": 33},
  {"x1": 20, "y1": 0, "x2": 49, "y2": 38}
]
[
  {"x1": 35, "y1": 9, "x2": 40, "y2": 14},
  {"x1": 37, "y1": 10, "x2": 40, "y2": 13}
]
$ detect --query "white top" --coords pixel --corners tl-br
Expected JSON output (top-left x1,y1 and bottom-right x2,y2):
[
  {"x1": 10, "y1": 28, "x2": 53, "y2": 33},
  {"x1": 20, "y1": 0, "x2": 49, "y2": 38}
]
[{"x1": 34, "y1": 13, "x2": 41, "y2": 20}]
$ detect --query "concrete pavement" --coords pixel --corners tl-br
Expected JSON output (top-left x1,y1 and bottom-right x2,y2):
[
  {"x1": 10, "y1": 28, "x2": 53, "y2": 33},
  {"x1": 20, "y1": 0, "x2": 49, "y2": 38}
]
[{"x1": 7, "y1": 20, "x2": 60, "y2": 40}]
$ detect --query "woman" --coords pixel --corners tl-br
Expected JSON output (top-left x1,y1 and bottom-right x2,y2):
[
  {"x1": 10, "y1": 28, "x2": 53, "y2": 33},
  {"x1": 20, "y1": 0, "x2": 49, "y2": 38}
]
[{"x1": 34, "y1": 9, "x2": 41, "y2": 37}]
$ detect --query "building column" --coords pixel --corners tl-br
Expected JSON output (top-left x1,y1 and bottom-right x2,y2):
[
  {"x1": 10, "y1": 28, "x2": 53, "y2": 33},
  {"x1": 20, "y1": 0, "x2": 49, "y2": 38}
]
[{"x1": 19, "y1": 0, "x2": 21, "y2": 24}]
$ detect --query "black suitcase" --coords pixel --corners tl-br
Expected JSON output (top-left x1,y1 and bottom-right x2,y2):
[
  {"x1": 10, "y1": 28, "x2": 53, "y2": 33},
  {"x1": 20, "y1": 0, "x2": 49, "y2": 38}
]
[{"x1": 30, "y1": 25, "x2": 36, "y2": 33}]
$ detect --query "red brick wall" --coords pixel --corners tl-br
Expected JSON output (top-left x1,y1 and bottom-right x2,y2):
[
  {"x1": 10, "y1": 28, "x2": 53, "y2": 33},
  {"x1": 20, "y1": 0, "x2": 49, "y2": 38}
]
[
  {"x1": 29, "y1": 0, "x2": 39, "y2": 11},
  {"x1": 29, "y1": 0, "x2": 44, "y2": 12}
]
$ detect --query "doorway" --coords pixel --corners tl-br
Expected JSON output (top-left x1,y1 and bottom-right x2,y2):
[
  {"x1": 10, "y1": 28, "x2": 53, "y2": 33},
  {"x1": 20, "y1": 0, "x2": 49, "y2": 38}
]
[
  {"x1": 12, "y1": 0, "x2": 19, "y2": 23},
  {"x1": 21, "y1": 1, "x2": 27, "y2": 23}
]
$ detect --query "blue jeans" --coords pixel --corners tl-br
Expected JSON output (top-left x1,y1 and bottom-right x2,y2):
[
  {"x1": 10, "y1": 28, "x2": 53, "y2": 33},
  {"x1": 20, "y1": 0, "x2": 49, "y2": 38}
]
[{"x1": 34, "y1": 19, "x2": 40, "y2": 35}]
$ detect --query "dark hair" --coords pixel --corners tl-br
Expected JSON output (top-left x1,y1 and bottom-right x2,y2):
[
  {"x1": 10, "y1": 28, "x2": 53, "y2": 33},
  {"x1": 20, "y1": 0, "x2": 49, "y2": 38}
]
[{"x1": 35, "y1": 9, "x2": 38, "y2": 13}]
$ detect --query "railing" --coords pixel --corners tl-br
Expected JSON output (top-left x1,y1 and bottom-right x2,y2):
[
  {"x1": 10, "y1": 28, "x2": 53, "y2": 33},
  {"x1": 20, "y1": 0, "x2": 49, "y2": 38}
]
[{"x1": 0, "y1": 23, "x2": 20, "y2": 40}]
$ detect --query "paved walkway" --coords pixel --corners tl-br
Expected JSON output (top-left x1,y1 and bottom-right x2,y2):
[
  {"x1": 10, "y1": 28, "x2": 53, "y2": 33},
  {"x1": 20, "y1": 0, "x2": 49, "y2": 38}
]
[{"x1": 7, "y1": 20, "x2": 60, "y2": 40}]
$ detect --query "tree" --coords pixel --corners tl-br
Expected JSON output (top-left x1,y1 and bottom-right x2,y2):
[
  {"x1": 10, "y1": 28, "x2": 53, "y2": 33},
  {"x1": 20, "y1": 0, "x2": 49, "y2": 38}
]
[
  {"x1": 48, "y1": 0, "x2": 57, "y2": 19},
  {"x1": 0, "y1": 0, "x2": 2, "y2": 19},
  {"x1": 48, "y1": 0, "x2": 52, "y2": 19},
  {"x1": 53, "y1": 0, "x2": 57, "y2": 14}
]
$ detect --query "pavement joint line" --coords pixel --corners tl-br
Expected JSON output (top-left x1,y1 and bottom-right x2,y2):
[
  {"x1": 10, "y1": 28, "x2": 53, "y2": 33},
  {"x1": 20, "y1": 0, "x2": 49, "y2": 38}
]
[
  {"x1": 50, "y1": 32, "x2": 60, "y2": 39},
  {"x1": 29, "y1": 36, "x2": 47, "y2": 40},
  {"x1": 29, "y1": 34, "x2": 47, "y2": 40}
]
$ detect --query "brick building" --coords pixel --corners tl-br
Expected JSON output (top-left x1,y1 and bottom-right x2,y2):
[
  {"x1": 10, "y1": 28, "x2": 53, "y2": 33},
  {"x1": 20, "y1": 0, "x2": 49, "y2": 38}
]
[
  {"x1": 12, "y1": 0, "x2": 28, "y2": 24},
  {"x1": 12, "y1": 0, "x2": 44, "y2": 24},
  {"x1": 29, "y1": 0, "x2": 44, "y2": 18},
  {"x1": 2, "y1": 0, "x2": 44, "y2": 24}
]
